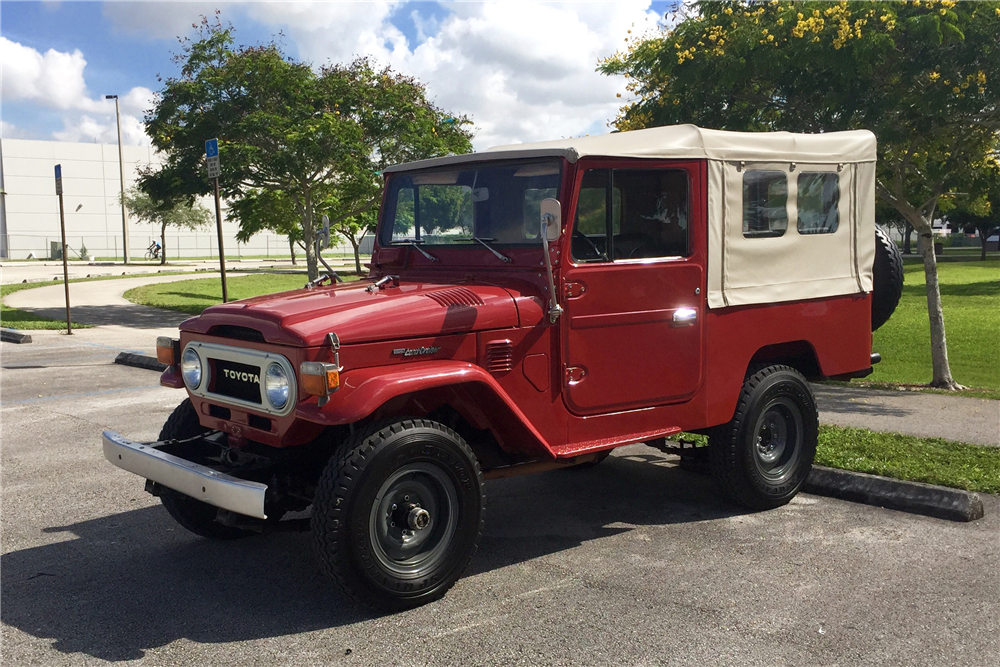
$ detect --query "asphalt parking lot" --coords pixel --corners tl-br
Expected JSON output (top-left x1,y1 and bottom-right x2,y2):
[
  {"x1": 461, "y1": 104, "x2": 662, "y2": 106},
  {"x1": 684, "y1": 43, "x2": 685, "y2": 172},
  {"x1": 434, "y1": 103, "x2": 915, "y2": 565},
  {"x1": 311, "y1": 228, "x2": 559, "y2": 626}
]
[{"x1": 2, "y1": 335, "x2": 998, "y2": 666}]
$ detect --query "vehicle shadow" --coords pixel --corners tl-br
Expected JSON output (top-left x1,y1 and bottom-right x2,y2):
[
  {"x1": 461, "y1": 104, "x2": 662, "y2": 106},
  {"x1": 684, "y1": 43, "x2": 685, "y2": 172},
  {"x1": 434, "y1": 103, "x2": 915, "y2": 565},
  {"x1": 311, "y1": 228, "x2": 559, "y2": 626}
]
[{"x1": 0, "y1": 448, "x2": 742, "y2": 661}]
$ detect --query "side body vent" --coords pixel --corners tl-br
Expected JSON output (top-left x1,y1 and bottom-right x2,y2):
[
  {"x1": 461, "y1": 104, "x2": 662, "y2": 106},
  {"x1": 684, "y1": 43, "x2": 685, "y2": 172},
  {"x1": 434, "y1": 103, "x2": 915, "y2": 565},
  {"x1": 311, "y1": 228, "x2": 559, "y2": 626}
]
[
  {"x1": 484, "y1": 340, "x2": 514, "y2": 375},
  {"x1": 426, "y1": 287, "x2": 485, "y2": 308}
]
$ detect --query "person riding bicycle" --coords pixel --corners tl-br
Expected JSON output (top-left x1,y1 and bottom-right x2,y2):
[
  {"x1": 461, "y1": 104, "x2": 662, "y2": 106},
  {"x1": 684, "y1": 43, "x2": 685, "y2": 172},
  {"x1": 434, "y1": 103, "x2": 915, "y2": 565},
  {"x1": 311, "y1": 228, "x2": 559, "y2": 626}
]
[{"x1": 146, "y1": 240, "x2": 161, "y2": 259}]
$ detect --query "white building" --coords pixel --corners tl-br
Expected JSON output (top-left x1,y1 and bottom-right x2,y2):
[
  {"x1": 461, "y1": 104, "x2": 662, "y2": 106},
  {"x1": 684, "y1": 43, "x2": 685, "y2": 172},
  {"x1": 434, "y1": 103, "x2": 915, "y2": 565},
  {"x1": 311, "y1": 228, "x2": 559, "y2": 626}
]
[{"x1": 0, "y1": 138, "x2": 302, "y2": 261}]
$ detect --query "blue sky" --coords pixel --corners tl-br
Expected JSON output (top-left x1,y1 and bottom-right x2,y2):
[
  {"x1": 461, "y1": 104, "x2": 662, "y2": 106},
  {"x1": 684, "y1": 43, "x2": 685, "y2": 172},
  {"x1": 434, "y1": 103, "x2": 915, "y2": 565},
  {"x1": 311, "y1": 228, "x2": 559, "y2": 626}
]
[{"x1": 2, "y1": 1, "x2": 672, "y2": 149}]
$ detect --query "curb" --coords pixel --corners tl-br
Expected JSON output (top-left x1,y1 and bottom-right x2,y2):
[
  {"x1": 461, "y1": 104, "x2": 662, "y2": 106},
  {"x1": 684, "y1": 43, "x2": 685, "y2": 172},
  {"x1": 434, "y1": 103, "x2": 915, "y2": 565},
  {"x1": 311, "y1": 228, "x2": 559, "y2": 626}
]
[
  {"x1": 114, "y1": 352, "x2": 167, "y2": 372},
  {"x1": 1, "y1": 328, "x2": 33, "y2": 344},
  {"x1": 804, "y1": 465, "x2": 984, "y2": 522}
]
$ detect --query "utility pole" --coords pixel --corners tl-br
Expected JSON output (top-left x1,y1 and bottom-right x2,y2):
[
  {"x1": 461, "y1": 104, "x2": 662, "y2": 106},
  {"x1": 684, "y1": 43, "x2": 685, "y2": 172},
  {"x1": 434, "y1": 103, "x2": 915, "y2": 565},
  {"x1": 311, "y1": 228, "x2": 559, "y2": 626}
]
[
  {"x1": 106, "y1": 94, "x2": 130, "y2": 264},
  {"x1": 55, "y1": 165, "x2": 72, "y2": 334},
  {"x1": 206, "y1": 139, "x2": 228, "y2": 302}
]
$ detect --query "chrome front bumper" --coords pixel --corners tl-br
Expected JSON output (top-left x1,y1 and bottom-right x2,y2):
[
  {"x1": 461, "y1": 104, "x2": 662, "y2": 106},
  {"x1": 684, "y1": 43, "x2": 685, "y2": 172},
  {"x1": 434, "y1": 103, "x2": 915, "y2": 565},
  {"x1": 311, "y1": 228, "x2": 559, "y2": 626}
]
[{"x1": 102, "y1": 430, "x2": 268, "y2": 519}]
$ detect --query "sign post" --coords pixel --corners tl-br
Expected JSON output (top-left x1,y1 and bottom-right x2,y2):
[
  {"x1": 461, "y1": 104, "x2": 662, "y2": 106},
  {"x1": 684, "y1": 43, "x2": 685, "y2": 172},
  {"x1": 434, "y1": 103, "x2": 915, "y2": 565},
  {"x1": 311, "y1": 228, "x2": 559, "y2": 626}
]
[
  {"x1": 206, "y1": 139, "x2": 228, "y2": 302},
  {"x1": 54, "y1": 165, "x2": 72, "y2": 334}
]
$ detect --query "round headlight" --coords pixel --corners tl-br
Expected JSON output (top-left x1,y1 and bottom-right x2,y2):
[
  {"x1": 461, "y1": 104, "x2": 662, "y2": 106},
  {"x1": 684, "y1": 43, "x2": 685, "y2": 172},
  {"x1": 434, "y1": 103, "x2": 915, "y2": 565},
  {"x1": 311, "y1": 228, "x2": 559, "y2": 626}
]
[
  {"x1": 264, "y1": 363, "x2": 289, "y2": 409},
  {"x1": 181, "y1": 348, "x2": 202, "y2": 389}
]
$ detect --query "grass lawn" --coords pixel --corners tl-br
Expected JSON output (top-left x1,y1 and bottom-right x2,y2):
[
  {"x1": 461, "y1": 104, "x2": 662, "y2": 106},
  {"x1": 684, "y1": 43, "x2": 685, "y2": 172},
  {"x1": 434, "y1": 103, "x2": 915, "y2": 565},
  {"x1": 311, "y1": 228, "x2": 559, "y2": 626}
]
[
  {"x1": 870, "y1": 259, "x2": 999, "y2": 391},
  {"x1": 815, "y1": 425, "x2": 1000, "y2": 494},
  {"x1": 123, "y1": 273, "x2": 361, "y2": 315}
]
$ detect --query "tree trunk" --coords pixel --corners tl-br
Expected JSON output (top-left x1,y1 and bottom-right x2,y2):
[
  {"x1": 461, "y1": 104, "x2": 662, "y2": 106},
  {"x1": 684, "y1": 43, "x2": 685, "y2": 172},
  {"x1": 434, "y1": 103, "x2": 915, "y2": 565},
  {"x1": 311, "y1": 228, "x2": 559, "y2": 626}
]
[
  {"x1": 288, "y1": 236, "x2": 297, "y2": 265},
  {"x1": 916, "y1": 230, "x2": 961, "y2": 390},
  {"x1": 981, "y1": 235, "x2": 987, "y2": 261},
  {"x1": 160, "y1": 222, "x2": 167, "y2": 266},
  {"x1": 298, "y1": 189, "x2": 318, "y2": 281},
  {"x1": 903, "y1": 223, "x2": 913, "y2": 254},
  {"x1": 350, "y1": 237, "x2": 362, "y2": 274}
]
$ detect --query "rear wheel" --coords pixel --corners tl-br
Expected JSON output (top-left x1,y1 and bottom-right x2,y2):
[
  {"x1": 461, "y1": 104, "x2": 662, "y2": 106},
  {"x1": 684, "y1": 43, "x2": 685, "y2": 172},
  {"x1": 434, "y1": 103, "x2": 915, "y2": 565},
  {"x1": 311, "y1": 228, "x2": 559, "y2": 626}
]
[
  {"x1": 311, "y1": 418, "x2": 484, "y2": 610},
  {"x1": 156, "y1": 399, "x2": 255, "y2": 540},
  {"x1": 710, "y1": 366, "x2": 817, "y2": 510}
]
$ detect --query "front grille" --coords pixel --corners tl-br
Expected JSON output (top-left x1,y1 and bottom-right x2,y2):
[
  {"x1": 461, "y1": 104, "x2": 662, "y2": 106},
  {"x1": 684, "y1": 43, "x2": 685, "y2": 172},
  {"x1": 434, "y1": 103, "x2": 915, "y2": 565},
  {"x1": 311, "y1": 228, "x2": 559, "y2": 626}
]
[
  {"x1": 211, "y1": 359, "x2": 262, "y2": 404},
  {"x1": 485, "y1": 340, "x2": 514, "y2": 374}
]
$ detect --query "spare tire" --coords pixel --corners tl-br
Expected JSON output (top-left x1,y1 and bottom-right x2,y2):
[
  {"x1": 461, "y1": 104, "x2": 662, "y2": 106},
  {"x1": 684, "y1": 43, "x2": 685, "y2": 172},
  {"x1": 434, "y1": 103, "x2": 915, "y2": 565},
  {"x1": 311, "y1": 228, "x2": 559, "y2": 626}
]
[{"x1": 871, "y1": 226, "x2": 904, "y2": 331}]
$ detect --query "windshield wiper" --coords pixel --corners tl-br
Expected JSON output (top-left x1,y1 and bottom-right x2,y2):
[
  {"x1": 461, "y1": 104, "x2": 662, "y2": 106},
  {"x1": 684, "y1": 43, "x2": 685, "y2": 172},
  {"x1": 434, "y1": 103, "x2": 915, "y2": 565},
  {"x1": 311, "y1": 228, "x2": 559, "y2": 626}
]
[
  {"x1": 393, "y1": 239, "x2": 439, "y2": 262},
  {"x1": 472, "y1": 238, "x2": 512, "y2": 263}
]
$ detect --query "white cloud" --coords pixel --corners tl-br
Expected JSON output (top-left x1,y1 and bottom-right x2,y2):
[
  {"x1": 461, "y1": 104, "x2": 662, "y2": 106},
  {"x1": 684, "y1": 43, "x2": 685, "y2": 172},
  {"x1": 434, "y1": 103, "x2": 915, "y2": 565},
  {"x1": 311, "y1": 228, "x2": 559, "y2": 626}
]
[
  {"x1": 249, "y1": 1, "x2": 663, "y2": 148},
  {"x1": 102, "y1": 1, "x2": 239, "y2": 41},
  {"x1": 245, "y1": 1, "x2": 407, "y2": 64},
  {"x1": 1, "y1": 36, "x2": 152, "y2": 145},
  {"x1": 0, "y1": 36, "x2": 104, "y2": 111}
]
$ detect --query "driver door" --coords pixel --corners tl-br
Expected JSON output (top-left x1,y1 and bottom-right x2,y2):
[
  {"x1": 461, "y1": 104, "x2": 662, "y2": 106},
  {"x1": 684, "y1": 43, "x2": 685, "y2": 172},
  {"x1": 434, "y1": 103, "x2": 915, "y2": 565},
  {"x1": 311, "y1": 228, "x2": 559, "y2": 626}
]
[{"x1": 561, "y1": 162, "x2": 705, "y2": 415}]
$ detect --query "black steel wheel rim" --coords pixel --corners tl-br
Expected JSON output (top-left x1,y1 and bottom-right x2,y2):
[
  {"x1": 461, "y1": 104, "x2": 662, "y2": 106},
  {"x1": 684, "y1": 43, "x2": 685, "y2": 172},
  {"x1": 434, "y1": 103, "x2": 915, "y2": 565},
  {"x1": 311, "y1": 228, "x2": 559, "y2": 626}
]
[
  {"x1": 751, "y1": 398, "x2": 803, "y2": 483},
  {"x1": 368, "y1": 462, "x2": 459, "y2": 578}
]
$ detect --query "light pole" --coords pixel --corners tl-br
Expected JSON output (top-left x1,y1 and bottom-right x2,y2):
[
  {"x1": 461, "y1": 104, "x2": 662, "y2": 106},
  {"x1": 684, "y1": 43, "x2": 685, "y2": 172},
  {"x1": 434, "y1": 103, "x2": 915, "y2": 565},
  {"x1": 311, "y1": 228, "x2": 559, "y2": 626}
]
[{"x1": 105, "y1": 94, "x2": 130, "y2": 264}]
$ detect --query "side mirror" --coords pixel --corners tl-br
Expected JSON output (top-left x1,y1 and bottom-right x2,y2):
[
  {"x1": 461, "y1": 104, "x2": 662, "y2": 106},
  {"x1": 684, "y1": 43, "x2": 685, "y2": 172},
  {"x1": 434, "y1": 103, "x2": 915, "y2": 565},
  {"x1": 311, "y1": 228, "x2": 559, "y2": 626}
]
[{"x1": 540, "y1": 198, "x2": 561, "y2": 242}]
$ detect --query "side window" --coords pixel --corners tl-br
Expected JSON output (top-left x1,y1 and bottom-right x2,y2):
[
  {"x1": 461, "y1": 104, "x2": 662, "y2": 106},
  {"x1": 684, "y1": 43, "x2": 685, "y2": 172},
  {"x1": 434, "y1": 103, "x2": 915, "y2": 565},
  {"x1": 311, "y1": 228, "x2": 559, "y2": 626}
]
[
  {"x1": 743, "y1": 170, "x2": 788, "y2": 238},
  {"x1": 797, "y1": 172, "x2": 840, "y2": 234},
  {"x1": 613, "y1": 169, "x2": 689, "y2": 259},
  {"x1": 572, "y1": 170, "x2": 613, "y2": 262}
]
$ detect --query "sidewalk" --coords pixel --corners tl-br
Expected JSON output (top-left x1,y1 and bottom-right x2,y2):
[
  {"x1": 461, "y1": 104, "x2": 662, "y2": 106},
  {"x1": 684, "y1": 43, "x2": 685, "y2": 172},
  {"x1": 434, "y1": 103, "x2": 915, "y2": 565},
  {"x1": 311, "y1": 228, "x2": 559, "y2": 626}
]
[{"x1": 812, "y1": 383, "x2": 999, "y2": 447}]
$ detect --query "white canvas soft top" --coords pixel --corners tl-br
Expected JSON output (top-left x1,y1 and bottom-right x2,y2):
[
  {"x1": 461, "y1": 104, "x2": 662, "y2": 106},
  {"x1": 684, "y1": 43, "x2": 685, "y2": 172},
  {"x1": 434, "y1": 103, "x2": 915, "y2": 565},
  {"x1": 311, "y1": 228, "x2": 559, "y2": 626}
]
[
  {"x1": 383, "y1": 124, "x2": 876, "y2": 173},
  {"x1": 383, "y1": 124, "x2": 877, "y2": 312}
]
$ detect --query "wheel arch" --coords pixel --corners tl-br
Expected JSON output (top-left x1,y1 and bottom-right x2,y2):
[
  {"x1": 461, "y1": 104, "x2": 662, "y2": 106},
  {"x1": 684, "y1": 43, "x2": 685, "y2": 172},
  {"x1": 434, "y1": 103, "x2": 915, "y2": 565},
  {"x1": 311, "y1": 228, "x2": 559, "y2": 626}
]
[
  {"x1": 748, "y1": 340, "x2": 822, "y2": 380},
  {"x1": 297, "y1": 361, "x2": 554, "y2": 461}
]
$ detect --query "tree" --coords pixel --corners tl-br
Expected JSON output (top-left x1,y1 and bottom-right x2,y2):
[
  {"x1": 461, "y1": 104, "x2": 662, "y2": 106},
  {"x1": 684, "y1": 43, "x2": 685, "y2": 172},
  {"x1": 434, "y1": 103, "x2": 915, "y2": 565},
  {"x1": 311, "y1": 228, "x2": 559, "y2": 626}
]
[
  {"x1": 601, "y1": 0, "x2": 1000, "y2": 390},
  {"x1": 228, "y1": 189, "x2": 304, "y2": 265},
  {"x1": 141, "y1": 17, "x2": 473, "y2": 281},
  {"x1": 120, "y1": 187, "x2": 211, "y2": 264},
  {"x1": 946, "y1": 158, "x2": 1000, "y2": 261}
]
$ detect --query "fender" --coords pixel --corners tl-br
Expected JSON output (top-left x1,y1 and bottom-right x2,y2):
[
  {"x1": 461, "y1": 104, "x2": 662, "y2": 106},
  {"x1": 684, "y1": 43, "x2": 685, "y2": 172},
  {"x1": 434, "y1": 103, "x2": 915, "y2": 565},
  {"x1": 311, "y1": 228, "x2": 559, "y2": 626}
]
[{"x1": 295, "y1": 360, "x2": 556, "y2": 457}]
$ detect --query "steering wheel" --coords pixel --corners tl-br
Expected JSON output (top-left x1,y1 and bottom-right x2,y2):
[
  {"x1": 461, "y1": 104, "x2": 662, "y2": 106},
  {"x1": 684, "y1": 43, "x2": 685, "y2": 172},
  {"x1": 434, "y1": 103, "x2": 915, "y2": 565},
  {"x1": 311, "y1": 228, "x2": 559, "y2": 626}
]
[{"x1": 572, "y1": 228, "x2": 607, "y2": 261}]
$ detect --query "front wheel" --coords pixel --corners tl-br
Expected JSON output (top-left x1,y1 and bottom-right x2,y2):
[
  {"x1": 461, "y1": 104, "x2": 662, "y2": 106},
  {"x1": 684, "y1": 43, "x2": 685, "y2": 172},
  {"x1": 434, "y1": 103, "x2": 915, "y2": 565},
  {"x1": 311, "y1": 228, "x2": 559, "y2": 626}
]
[
  {"x1": 710, "y1": 365, "x2": 817, "y2": 510},
  {"x1": 311, "y1": 419, "x2": 485, "y2": 610}
]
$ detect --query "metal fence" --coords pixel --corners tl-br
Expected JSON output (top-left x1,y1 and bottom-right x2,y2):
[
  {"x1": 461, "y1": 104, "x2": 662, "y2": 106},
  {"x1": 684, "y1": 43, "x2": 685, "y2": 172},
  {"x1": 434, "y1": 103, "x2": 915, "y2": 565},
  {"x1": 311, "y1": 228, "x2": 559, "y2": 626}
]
[{"x1": 0, "y1": 232, "x2": 361, "y2": 261}]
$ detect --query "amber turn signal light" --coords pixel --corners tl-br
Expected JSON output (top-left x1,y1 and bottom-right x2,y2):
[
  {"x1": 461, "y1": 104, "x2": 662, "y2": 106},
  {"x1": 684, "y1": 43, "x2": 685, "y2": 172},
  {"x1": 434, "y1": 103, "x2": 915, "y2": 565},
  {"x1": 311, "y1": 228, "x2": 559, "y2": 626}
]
[
  {"x1": 300, "y1": 361, "x2": 340, "y2": 397},
  {"x1": 156, "y1": 337, "x2": 180, "y2": 366}
]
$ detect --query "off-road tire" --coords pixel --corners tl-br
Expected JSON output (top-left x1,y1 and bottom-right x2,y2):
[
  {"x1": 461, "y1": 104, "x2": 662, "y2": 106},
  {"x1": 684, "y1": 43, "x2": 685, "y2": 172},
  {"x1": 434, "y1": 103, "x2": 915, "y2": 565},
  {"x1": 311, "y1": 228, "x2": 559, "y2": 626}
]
[
  {"x1": 872, "y1": 226, "x2": 904, "y2": 331},
  {"x1": 156, "y1": 399, "x2": 254, "y2": 540},
  {"x1": 311, "y1": 419, "x2": 485, "y2": 611},
  {"x1": 709, "y1": 365, "x2": 817, "y2": 510}
]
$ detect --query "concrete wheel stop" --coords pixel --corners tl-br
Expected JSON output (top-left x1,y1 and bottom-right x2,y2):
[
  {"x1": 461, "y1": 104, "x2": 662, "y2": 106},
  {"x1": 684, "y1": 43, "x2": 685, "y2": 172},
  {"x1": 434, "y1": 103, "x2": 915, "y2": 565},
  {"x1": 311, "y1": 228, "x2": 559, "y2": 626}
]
[
  {"x1": 805, "y1": 465, "x2": 985, "y2": 522},
  {"x1": 114, "y1": 352, "x2": 167, "y2": 372},
  {"x1": 1, "y1": 328, "x2": 33, "y2": 344}
]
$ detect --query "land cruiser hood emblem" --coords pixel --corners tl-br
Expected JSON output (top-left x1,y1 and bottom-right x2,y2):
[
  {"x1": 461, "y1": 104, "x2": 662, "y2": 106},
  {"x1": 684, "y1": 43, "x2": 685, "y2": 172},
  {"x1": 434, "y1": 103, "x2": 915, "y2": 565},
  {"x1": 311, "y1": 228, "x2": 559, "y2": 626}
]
[
  {"x1": 392, "y1": 346, "x2": 441, "y2": 357},
  {"x1": 186, "y1": 282, "x2": 520, "y2": 347}
]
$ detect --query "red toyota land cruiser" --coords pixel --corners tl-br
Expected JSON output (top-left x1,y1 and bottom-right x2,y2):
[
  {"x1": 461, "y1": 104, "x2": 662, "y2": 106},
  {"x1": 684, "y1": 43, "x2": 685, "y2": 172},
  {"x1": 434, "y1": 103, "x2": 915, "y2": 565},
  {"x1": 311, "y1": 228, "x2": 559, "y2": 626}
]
[{"x1": 104, "y1": 125, "x2": 902, "y2": 609}]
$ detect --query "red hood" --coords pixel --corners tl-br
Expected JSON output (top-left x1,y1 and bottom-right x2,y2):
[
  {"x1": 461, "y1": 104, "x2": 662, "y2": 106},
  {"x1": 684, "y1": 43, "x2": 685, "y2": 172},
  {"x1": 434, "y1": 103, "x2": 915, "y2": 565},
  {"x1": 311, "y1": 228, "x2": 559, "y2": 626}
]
[{"x1": 182, "y1": 280, "x2": 519, "y2": 347}]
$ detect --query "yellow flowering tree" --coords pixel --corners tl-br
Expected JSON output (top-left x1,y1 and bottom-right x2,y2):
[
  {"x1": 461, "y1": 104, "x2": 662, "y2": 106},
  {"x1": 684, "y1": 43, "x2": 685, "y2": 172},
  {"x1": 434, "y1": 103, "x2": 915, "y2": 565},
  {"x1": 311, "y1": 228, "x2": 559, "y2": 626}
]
[{"x1": 601, "y1": 0, "x2": 1000, "y2": 390}]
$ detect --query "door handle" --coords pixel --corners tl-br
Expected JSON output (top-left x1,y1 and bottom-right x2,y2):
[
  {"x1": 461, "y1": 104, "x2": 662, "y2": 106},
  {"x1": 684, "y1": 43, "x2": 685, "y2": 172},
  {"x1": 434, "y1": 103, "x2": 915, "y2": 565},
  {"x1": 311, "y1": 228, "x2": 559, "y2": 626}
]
[{"x1": 672, "y1": 308, "x2": 697, "y2": 326}]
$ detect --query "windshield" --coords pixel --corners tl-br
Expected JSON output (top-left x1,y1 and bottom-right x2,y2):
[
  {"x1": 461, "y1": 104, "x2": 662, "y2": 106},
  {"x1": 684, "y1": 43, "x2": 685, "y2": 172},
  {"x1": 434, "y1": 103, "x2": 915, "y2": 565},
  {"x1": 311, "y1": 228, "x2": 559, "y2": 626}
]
[{"x1": 380, "y1": 160, "x2": 562, "y2": 246}]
